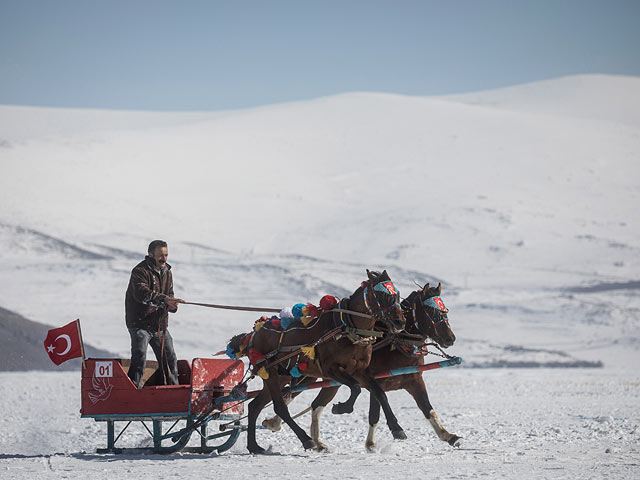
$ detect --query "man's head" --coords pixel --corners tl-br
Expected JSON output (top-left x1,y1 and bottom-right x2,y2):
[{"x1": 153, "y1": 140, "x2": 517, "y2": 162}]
[{"x1": 148, "y1": 240, "x2": 169, "y2": 268}]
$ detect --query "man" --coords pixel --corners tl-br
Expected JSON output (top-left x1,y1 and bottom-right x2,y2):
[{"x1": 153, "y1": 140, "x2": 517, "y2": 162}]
[{"x1": 125, "y1": 240, "x2": 184, "y2": 388}]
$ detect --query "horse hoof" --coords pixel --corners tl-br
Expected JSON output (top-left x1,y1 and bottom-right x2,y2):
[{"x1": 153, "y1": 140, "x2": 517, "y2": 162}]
[
  {"x1": 365, "y1": 441, "x2": 376, "y2": 452},
  {"x1": 448, "y1": 435, "x2": 462, "y2": 447},
  {"x1": 331, "y1": 403, "x2": 353, "y2": 415},
  {"x1": 303, "y1": 439, "x2": 317, "y2": 450},
  {"x1": 392, "y1": 430, "x2": 407, "y2": 440},
  {"x1": 248, "y1": 444, "x2": 266, "y2": 455},
  {"x1": 262, "y1": 418, "x2": 282, "y2": 432},
  {"x1": 314, "y1": 442, "x2": 330, "y2": 452}
]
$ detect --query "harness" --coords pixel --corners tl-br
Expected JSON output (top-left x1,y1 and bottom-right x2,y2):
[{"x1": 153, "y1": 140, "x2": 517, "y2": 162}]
[
  {"x1": 373, "y1": 301, "x2": 427, "y2": 357},
  {"x1": 372, "y1": 294, "x2": 453, "y2": 360},
  {"x1": 229, "y1": 278, "x2": 404, "y2": 379},
  {"x1": 333, "y1": 298, "x2": 383, "y2": 345},
  {"x1": 332, "y1": 278, "x2": 403, "y2": 345},
  {"x1": 363, "y1": 280, "x2": 402, "y2": 325}
]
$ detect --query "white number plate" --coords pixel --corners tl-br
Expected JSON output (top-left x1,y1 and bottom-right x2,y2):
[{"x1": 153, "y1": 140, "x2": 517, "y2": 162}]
[{"x1": 95, "y1": 361, "x2": 113, "y2": 378}]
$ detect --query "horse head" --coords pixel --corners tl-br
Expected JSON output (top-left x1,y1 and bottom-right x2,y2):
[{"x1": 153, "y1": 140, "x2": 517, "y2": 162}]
[
  {"x1": 361, "y1": 269, "x2": 405, "y2": 334},
  {"x1": 410, "y1": 282, "x2": 455, "y2": 348}
]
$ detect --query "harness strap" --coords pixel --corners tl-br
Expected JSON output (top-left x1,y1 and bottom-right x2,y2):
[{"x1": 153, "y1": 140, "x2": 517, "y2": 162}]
[
  {"x1": 363, "y1": 285, "x2": 371, "y2": 312},
  {"x1": 277, "y1": 344, "x2": 307, "y2": 353},
  {"x1": 332, "y1": 308, "x2": 373, "y2": 320},
  {"x1": 344, "y1": 326, "x2": 384, "y2": 338},
  {"x1": 255, "y1": 326, "x2": 343, "y2": 368},
  {"x1": 372, "y1": 335, "x2": 395, "y2": 352},
  {"x1": 395, "y1": 336, "x2": 427, "y2": 347},
  {"x1": 396, "y1": 330, "x2": 426, "y2": 342}
]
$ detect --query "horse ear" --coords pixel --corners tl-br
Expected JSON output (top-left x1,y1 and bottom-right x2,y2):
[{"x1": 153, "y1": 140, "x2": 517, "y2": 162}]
[
  {"x1": 367, "y1": 269, "x2": 377, "y2": 281},
  {"x1": 381, "y1": 269, "x2": 389, "y2": 279},
  {"x1": 422, "y1": 284, "x2": 430, "y2": 296},
  {"x1": 436, "y1": 282, "x2": 442, "y2": 295}
]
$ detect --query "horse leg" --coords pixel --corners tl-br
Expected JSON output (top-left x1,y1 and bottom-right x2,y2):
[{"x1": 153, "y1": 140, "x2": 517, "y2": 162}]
[
  {"x1": 358, "y1": 375, "x2": 406, "y2": 440},
  {"x1": 309, "y1": 386, "x2": 340, "y2": 451},
  {"x1": 247, "y1": 387, "x2": 271, "y2": 454},
  {"x1": 264, "y1": 375, "x2": 316, "y2": 451},
  {"x1": 261, "y1": 391, "x2": 299, "y2": 432},
  {"x1": 365, "y1": 395, "x2": 381, "y2": 451},
  {"x1": 327, "y1": 369, "x2": 361, "y2": 415},
  {"x1": 406, "y1": 376, "x2": 461, "y2": 447}
]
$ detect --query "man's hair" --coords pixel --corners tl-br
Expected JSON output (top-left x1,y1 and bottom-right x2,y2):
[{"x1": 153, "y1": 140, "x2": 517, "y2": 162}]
[{"x1": 148, "y1": 240, "x2": 168, "y2": 254}]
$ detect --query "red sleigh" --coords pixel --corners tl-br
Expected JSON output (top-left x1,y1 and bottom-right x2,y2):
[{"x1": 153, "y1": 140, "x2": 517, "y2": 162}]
[{"x1": 81, "y1": 357, "x2": 245, "y2": 453}]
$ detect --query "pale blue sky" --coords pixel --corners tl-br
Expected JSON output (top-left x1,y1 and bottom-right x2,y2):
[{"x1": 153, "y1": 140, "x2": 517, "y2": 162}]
[{"x1": 1, "y1": 0, "x2": 639, "y2": 111}]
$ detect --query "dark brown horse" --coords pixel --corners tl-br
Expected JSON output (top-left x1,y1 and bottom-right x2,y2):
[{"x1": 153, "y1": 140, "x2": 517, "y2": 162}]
[
  {"x1": 362, "y1": 283, "x2": 460, "y2": 449},
  {"x1": 264, "y1": 282, "x2": 460, "y2": 451},
  {"x1": 238, "y1": 270, "x2": 407, "y2": 454}
]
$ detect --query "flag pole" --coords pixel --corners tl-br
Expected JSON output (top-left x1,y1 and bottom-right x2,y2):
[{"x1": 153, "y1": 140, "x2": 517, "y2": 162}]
[{"x1": 75, "y1": 319, "x2": 87, "y2": 370}]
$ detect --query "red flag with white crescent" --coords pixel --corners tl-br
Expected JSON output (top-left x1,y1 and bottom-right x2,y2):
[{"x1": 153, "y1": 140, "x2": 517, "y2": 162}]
[{"x1": 43, "y1": 320, "x2": 83, "y2": 366}]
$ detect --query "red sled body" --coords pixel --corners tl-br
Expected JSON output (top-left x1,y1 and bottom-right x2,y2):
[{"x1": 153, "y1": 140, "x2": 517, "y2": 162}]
[{"x1": 80, "y1": 357, "x2": 245, "y2": 453}]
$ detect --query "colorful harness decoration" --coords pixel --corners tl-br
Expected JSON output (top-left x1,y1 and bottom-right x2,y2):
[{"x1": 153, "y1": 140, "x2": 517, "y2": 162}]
[
  {"x1": 374, "y1": 280, "x2": 398, "y2": 295},
  {"x1": 423, "y1": 296, "x2": 448, "y2": 313},
  {"x1": 225, "y1": 295, "x2": 341, "y2": 380},
  {"x1": 363, "y1": 279, "x2": 402, "y2": 323}
]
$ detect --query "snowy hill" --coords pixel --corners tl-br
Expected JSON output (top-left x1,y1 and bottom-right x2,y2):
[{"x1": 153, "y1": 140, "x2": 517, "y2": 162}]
[
  {"x1": 442, "y1": 74, "x2": 640, "y2": 127},
  {"x1": 0, "y1": 305, "x2": 114, "y2": 371},
  {"x1": 0, "y1": 74, "x2": 639, "y2": 368},
  {"x1": 1, "y1": 74, "x2": 639, "y2": 476}
]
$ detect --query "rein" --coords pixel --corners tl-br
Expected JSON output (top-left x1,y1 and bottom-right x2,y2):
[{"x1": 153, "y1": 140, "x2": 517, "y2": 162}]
[
  {"x1": 371, "y1": 296, "x2": 446, "y2": 358},
  {"x1": 184, "y1": 301, "x2": 374, "y2": 319},
  {"x1": 183, "y1": 301, "x2": 281, "y2": 313}
]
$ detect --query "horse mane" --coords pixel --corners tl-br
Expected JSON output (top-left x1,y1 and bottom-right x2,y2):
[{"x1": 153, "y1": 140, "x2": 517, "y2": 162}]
[{"x1": 228, "y1": 332, "x2": 250, "y2": 353}]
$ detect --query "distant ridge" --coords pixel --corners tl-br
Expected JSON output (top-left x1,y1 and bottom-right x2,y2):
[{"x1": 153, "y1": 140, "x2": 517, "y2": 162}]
[
  {"x1": 0, "y1": 306, "x2": 115, "y2": 371},
  {"x1": 441, "y1": 74, "x2": 640, "y2": 126},
  {"x1": 0, "y1": 223, "x2": 111, "y2": 260}
]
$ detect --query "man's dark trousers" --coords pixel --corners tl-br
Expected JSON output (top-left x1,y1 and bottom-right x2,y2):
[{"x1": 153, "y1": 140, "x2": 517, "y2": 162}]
[{"x1": 127, "y1": 327, "x2": 179, "y2": 388}]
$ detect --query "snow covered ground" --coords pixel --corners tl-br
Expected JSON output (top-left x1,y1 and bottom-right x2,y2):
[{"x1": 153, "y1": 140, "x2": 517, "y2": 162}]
[
  {"x1": 0, "y1": 74, "x2": 639, "y2": 477},
  {"x1": 1, "y1": 368, "x2": 638, "y2": 479}
]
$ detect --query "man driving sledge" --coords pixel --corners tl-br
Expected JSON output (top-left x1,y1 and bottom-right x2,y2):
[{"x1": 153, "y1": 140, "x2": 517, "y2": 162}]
[{"x1": 125, "y1": 240, "x2": 184, "y2": 388}]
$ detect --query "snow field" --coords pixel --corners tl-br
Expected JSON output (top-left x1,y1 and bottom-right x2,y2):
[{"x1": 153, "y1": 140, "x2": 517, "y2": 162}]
[{"x1": 0, "y1": 368, "x2": 638, "y2": 479}]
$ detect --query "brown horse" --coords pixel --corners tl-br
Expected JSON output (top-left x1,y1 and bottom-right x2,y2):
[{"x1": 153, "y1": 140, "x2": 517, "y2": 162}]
[
  {"x1": 264, "y1": 282, "x2": 461, "y2": 451},
  {"x1": 362, "y1": 282, "x2": 460, "y2": 449},
  {"x1": 238, "y1": 270, "x2": 407, "y2": 454}
]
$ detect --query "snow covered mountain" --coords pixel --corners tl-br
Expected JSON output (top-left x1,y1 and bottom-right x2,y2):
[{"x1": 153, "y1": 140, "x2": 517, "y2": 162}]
[
  {"x1": 1, "y1": 74, "x2": 639, "y2": 477},
  {"x1": 1, "y1": 74, "x2": 638, "y2": 368}
]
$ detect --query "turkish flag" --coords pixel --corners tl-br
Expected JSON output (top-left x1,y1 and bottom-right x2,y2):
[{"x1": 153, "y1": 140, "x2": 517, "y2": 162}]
[{"x1": 43, "y1": 320, "x2": 84, "y2": 366}]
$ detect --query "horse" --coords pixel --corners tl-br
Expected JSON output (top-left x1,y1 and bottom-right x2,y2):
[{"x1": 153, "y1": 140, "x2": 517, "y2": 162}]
[
  {"x1": 233, "y1": 269, "x2": 408, "y2": 454},
  {"x1": 263, "y1": 282, "x2": 461, "y2": 451}
]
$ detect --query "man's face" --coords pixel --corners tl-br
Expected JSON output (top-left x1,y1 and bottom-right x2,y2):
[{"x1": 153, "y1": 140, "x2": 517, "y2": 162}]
[{"x1": 150, "y1": 246, "x2": 169, "y2": 268}]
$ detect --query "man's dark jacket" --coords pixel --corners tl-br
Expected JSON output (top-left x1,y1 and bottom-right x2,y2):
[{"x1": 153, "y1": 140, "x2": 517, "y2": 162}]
[{"x1": 125, "y1": 256, "x2": 176, "y2": 330}]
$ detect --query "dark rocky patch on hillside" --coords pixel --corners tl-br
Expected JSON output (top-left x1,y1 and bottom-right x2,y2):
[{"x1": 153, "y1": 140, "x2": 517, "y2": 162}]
[{"x1": 0, "y1": 306, "x2": 114, "y2": 371}]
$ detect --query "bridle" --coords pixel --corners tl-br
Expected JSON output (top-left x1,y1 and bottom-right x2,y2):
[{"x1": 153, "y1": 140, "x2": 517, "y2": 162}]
[
  {"x1": 420, "y1": 294, "x2": 451, "y2": 335},
  {"x1": 405, "y1": 291, "x2": 451, "y2": 339},
  {"x1": 362, "y1": 279, "x2": 403, "y2": 330}
]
